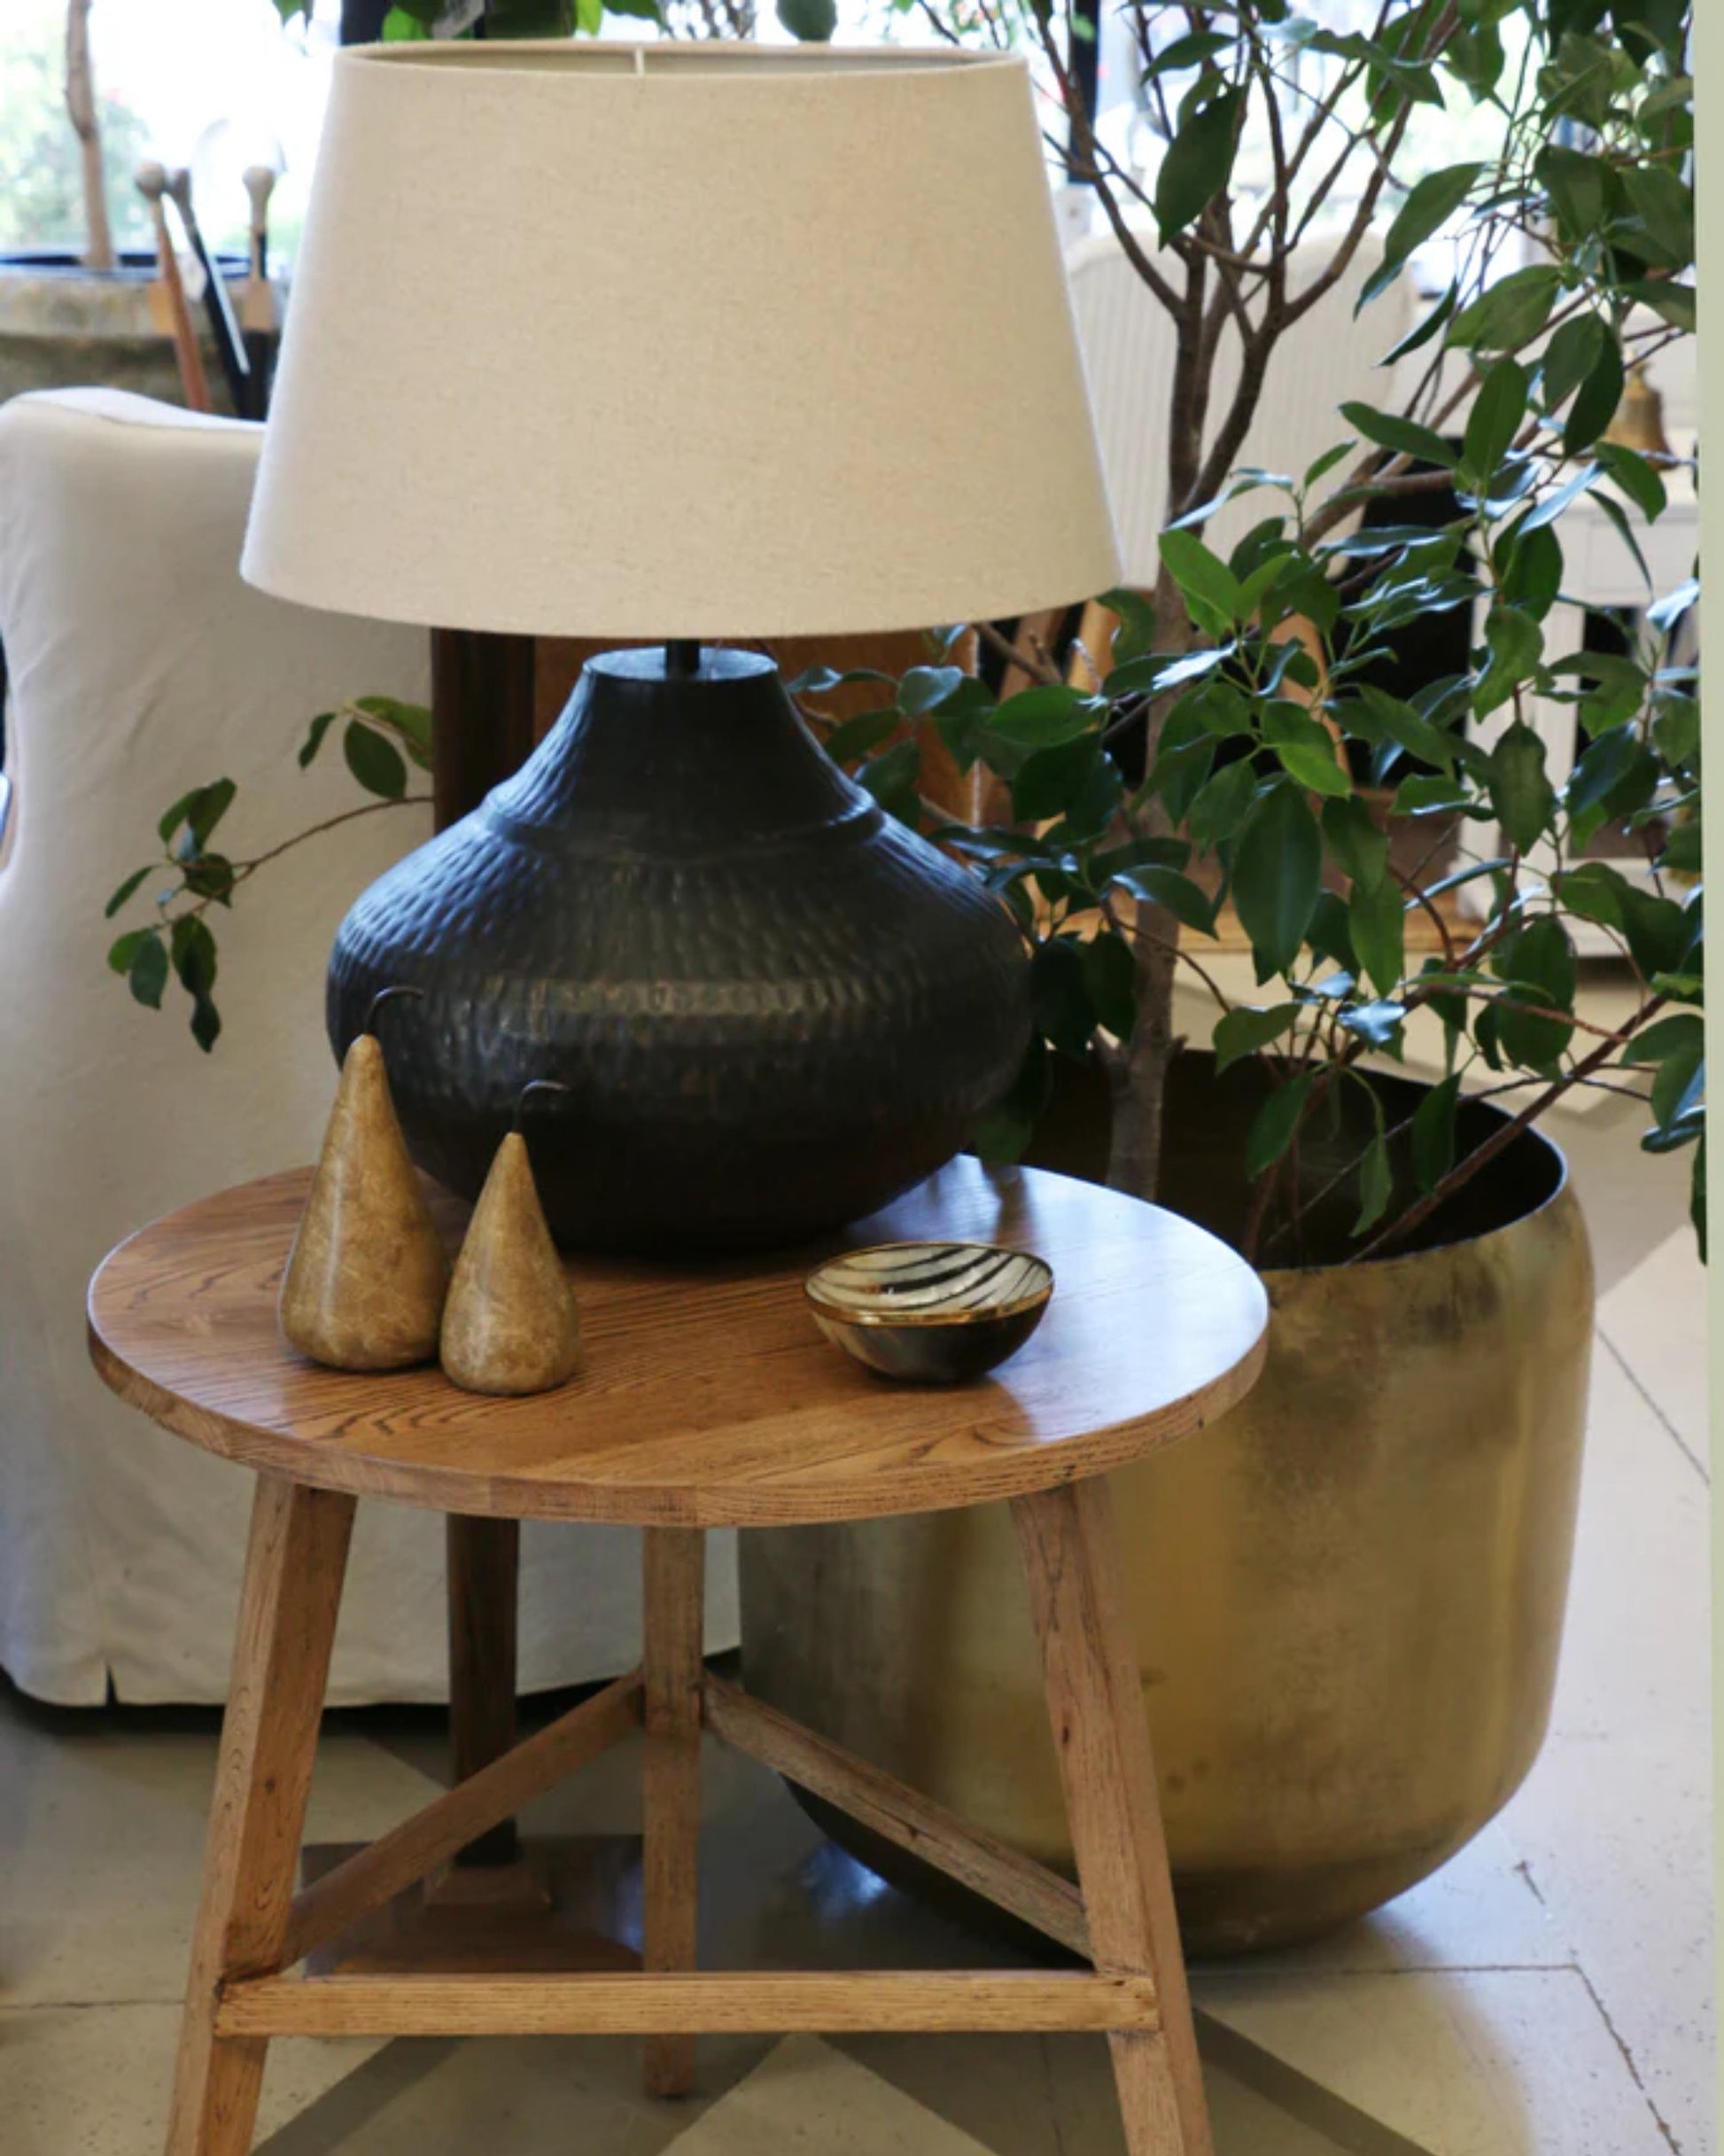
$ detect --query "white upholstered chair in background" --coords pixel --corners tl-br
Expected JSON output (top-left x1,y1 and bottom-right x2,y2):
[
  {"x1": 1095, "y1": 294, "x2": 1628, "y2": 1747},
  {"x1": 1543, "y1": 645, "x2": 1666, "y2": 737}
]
[
  {"x1": 0, "y1": 390, "x2": 728, "y2": 1703},
  {"x1": 1066, "y1": 230, "x2": 1410, "y2": 578}
]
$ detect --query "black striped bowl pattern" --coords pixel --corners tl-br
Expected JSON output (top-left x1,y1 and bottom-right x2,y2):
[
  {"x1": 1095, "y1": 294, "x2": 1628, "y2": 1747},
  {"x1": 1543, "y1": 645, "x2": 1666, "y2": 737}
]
[{"x1": 804, "y1": 1241, "x2": 1055, "y2": 1384}]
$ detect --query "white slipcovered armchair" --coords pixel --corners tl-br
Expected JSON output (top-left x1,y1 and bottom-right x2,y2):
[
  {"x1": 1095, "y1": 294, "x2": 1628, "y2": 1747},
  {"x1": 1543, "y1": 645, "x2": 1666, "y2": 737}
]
[{"x1": 0, "y1": 390, "x2": 733, "y2": 1703}]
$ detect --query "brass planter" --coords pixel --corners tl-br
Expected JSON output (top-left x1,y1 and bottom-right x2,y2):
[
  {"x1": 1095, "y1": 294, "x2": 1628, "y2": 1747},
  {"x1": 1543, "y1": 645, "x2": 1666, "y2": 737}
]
[{"x1": 739, "y1": 1056, "x2": 1592, "y2": 1954}]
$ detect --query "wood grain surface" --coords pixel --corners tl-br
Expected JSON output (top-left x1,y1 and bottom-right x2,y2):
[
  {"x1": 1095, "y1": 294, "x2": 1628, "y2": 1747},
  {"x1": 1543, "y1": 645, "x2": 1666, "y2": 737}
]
[
  {"x1": 88, "y1": 1159, "x2": 1267, "y2": 1528},
  {"x1": 1015, "y1": 1479, "x2": 1213, "y2": 2156},
  {"x1": 214, "y1": 1969, "x2": 1161, "y2": 2039}
]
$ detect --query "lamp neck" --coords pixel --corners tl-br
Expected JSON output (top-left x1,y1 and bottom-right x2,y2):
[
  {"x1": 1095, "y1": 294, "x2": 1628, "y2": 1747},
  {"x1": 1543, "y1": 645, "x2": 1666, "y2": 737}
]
[{"x1": 664, "y1": 639, "x2": 702, "y2": 681}]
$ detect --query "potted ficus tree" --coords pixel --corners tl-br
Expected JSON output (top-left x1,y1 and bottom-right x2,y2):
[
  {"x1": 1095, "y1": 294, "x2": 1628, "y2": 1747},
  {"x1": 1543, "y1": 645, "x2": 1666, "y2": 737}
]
[{"x1": 106, "y1": 0, "x2": 1697, "y2": 1949}]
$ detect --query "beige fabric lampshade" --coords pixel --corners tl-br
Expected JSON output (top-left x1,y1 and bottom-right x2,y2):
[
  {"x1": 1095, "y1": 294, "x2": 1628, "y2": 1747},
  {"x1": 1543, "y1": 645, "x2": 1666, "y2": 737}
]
[{"x1": 241, "y1": 41, "x2": 1120, "y2": 639}]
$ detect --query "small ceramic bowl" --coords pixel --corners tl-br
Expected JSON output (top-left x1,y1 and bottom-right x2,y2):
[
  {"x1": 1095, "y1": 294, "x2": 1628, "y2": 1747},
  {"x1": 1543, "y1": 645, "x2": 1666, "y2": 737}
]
[{"x1": 804, "y1": 1241, "x2": 1054, "y2": 1384}]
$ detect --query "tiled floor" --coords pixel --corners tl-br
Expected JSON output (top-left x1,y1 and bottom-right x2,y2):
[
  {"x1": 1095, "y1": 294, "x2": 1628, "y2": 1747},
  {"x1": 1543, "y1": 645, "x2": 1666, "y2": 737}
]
[{"x1": 0, "y1": 971, "x2": 1711, "y2": 2154}]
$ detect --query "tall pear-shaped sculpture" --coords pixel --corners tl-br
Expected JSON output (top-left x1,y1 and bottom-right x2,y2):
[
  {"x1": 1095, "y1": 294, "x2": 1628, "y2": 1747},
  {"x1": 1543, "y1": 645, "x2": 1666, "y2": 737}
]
[
  {"x1": 440, "y1": 1132, "x2": 582, "y2": 1396},
  {"x1": 279, "y1": 1031, "x2": 449, "y2": 1369}
]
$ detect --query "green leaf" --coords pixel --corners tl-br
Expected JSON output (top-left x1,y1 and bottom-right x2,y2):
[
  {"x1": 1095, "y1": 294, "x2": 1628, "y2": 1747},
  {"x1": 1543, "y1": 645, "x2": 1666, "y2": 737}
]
[
  {"x1": 1519, "y1": 460, "x2": 1603, "y2": 536},
  {"x1": 1552, "y1": 860, "x2": 1631, "y2": 930},
  {"x1": 1474, "y1": 604, "x2": 1544, "y2": 719},
  {"x1": 1186, "y1": 757, "x2": 1257, "y2": 853},
  {"x1": 787, "y1": 665, "x2": 894, "y2": 697},
  {"x1": 1321, "y1": 795, "x2": 1389, "y2": 891},
  {"x1": 931, "y1": 678, "x2": 997, "y2": 774},
  {"x1": 182, "y1": 853, "x2": 235, "y2": 907},
  {"x1": 1158, "y1": 527, "x2": 1242, "y2": 639},
  {"x1": 1308, "y1": 891, "x2": 1359, "y2": 976},
  {"x1": 107, "y1": 926, "x2": 154, "y2": 976},
  {"x1": 1232, "y1": 782, "x2": 1322, "y2": 980},
  {"x1": 1081, "y1": 932, "x2": 1138, "y2": 1042},
  {"x1": 1541, "y1": 313, "x2": 1607, "y2": 414},
  {"x1": 1031, "y1": 938, "x2": 1097, "y2": 1061},
  {"x1": 1619, "y1": 888, "x2": 1697, "y2": 981},
  {"x1": 1462, "y1": 358, "x2": 1528, "y2": 485},
  {"x1": 1412, "y1": 1073, "x2": 1461, "y2": 1193},
  {"x1": 822, "y1": 710, "x2": 899, "y2": 765},
  {"x1": 1302, "y1": 440, "x2": 1357, "y2": 492},
  {"x1": 1621, "y1": 276, "x2": 1695, "y2": 332},
  {"x1": 189, "y1": 992, "x2": 221, "y2": 1054},
  {"x1": 1143, "y1": 28, "x2": 1232, "y2": 75},
  {"x1": 105, "y1": 867, "x2": 154, "y2": 920},
  {"x1": 343, "y1": 721, "x2": 408, "y2": 801},
  {"x1": 1564, "y1": 329, "x2": 1625, "y2": 454},
  {"x1": 1500, "y1": 520, "x2": 1564, "y2": 621},
  {"x1": 158, "y1": 777, "x2": 237, "y2": 852},
  {"x1": 1113, "y1": 866, "x2": 1219, "y2": 938},
  {"x1": 1339, "y1": 401, "x2": 1457, "y2": 470},
  {"x1": 1361, "y1": 162, "x2": 1481, "y2": 307},
  {"x1": 857, "y1": 738, "x2": 922, "y2": 829},
  {"x1": 777, "y1": 0, "x2": 835, "y2": 37},
  {"x1": 1353, "y1": 685, "x2": 1458, "y2": 774},
  {"x1": 1349, "y1": 876, "x2": 1405, "y2": 999},
  {"x1": 127, "y1": 931, "x2": 168, "y2": 1011},
  {"x1": 299, "y1": 711, "x2": 339, "y2": 769},
  {"x1": 1623, "y1": 1012, "x2": 1705, "y2": 1068},
  {"x1": 1057, "y1": 745, "x2": 1124, "y2": 843},
  {"x1": 1565, "y1": 722, "x2": 1645, "y2": 822},
  {"x1": 1353, "y1": 1127, "x2": 1394, "y2": 1235},
  {"x1": 1154, "y1": 86, "x2": 1244, "y2": 241},
  {"x1": 1487, "y1": 722, "x2": 1557, "y2": 852},
  {"x1": 1621, "y1": 164, "x2": 1694, "y2": 265},
  {"x1": 1448, "y1": 266, "x2": 1561, "y2": 353},
  {"x1": 1012, "y1": 737, "x2": 1100, "y2": 823},
  {"x1": 897, "y1": 665, "x2": 967, "y2": 719},
  {"x1": 1595, "y1": 440, "x2": 1667, "y2": 523},
  {"x1": 971, "y1": 1037, "x2": 1052, "y2": 1167},
  {"x1": 1245, "y1": 1071, "x2": 1315, "y2": 1180},
  {"x1": 1262, "y1": 704, "x2": 1350, "y2": 798},
  {"x1": 1661, "y1": 819, "x2": 1703, "y2": 874},
  {"x1": 986, "y1": 685, "x2": 1097, "y2": 753},
  {"x1": 1494, "y1": 915, "x2": 1575, "y2": 1070},
  {"x1": 170, "y1": 914, "x2": 218, "y2": 1000},
  {"x1": 354, "y1": 695, "x2": 434, "y2": 770},
  {"x1": 1091, "y1": 836, "x2": 1192, "y2": 882},
  {"x1": 1650, "y1": 1035, "x2": 1703, "y2": 1132},
  {"x1": 1536, "y1": 144, "x2": 1612, "y2": 237},
  {"x1": 1213, "y1": 1002, "x2": 1300, "y2": 1073}
]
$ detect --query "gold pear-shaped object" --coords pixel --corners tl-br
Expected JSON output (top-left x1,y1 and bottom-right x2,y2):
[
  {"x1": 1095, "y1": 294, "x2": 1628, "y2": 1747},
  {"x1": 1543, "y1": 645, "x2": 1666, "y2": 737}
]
[
  {"x1": 440, "y1": 1132, "x2": 582, "y2": 1396},
  {"x1": 279, "y1": 1029, "x2": 449, "y2": 1370}
]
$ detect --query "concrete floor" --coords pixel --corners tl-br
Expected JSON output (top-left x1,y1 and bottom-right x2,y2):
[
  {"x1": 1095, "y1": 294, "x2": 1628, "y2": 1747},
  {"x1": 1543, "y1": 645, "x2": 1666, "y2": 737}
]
[{"x1": 0, "y1": 967, "x2": 1711, "y2": 2154}]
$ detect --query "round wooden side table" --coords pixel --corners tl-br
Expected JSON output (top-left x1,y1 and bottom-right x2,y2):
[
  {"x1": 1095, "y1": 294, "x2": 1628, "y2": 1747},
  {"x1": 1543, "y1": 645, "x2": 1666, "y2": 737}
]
[{"x1": 89, "y1": 1156, "x2": 1268, "y2": 2156}]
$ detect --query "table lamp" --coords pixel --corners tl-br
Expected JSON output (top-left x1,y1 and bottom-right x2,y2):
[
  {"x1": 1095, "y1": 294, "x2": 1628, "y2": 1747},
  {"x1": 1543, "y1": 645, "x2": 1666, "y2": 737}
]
[{"x1": 242, "y1": 41, "x2": 1120, "y2": 1253}]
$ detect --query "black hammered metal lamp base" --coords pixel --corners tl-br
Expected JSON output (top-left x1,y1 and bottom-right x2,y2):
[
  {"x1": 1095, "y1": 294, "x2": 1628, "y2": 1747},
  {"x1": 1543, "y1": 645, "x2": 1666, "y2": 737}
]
[{"x1": 326, "y1": 646, "x2": 1031, "y2": 1255}]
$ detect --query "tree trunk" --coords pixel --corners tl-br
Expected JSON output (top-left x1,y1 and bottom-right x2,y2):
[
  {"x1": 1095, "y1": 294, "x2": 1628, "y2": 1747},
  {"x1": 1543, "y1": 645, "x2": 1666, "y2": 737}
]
[
  {"x1": 1106, "y1": 566, "x2": 1192, "y2": 1203},
  {"x1": 64, "y1": 0, "x2": 113, "y2": 276}
]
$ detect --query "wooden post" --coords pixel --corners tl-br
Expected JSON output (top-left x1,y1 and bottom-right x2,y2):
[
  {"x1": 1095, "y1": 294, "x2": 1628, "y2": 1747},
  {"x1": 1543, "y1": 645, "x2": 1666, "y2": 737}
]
[
  {"x1": 432, "y1": 625, "x2": 537, "y2": 1859},
  {"x1": 167, "y1": 1477, "x2": 354, "y2": 2156},
  {"x1": 641, "y1": 1528, "x2": 706, "y2": 2098},
  {"x1": 430, "y1": 627, "x2": 537, "y2": 832},
  {"x1": 1013, "y1": 1478, "x2": 1214, "y2": 2156},
  {"x1": 447, "y1": 1514, "x2": 524, "y2": 1867}
]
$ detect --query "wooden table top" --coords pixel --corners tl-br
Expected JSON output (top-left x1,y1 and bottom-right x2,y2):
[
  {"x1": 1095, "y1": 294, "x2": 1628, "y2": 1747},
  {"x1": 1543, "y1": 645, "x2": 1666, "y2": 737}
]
[{"x1": 87, "y1": 1161, "x2": 1268, "y2": 1529}]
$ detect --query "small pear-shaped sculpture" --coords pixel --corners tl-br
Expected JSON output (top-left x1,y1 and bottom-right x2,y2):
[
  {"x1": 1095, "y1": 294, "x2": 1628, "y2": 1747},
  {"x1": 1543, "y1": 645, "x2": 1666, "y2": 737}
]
[
  {"x1": 279, "y1": 1026, "x2": 449, "y2": 1370},
  {"x1": 440, "y1": 1132, "x2": 582, "y2": 1396}
]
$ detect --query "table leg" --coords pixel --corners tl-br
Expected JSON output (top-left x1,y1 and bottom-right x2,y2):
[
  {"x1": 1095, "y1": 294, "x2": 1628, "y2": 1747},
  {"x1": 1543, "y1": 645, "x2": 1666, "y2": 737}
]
[
  {"x1": 447, "y1": 1514, "x2": 522, "y2": 1868},
  {"x1": 1013, "y1": 1479, "x2": 1213, "y2": 2156},
  {"x1": 641, "y1": 1526, "x2": 705, "y2": 2098},
  {"x1": 167, "y1": 1477, "x2": 355, "y2": 2156}
]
